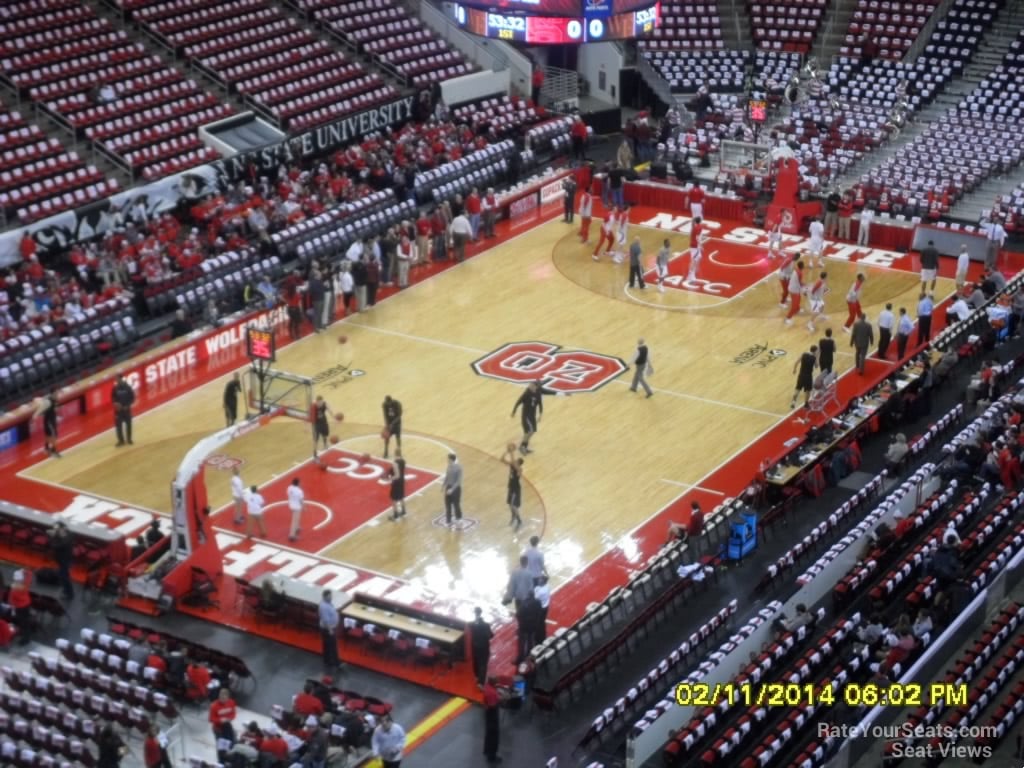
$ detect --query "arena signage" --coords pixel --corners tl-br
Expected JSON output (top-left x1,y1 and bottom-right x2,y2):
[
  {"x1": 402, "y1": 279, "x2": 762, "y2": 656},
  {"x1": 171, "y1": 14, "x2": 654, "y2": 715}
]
[
  {"x1": 540, "y1": 178, "x2": 564, "y2": 205},
  {"x1": 510, "y1": 192, "x2": 539, "y2": 219},
  {"x1": 216, "y1": 96, "x2": 417, "y2": 183}
]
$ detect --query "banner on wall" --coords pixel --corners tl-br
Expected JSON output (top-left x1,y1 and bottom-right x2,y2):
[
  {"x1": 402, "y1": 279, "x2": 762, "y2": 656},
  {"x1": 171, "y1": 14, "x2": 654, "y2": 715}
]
[
  {"x1": 0, "y1": 165, "x2": 222, "y2": 268},
  {"x1": 0, "y1": 96, "x2": 417, "y2": 268},
  {"x1": 212, "y1": 96, "x2": 417, "y2": 184}
]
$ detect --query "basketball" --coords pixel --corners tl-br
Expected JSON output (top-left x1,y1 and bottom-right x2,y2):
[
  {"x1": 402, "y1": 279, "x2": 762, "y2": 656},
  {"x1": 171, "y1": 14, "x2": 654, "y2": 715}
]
[
  {"x1": 338, "y1": 335, "x2": 348, "y2": 344},
  {"x1": 334, "y1": 413, "x2": 344, "y2": 422},
  {"x1": 329, "y1": 435, "x2": 339, "y2": 445}
]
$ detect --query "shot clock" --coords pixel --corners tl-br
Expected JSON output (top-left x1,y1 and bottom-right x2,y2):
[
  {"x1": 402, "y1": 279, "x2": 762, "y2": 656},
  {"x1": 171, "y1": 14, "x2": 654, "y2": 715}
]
[{"x1": 246, "y1": 327, "x2": 276, "y2": 363}]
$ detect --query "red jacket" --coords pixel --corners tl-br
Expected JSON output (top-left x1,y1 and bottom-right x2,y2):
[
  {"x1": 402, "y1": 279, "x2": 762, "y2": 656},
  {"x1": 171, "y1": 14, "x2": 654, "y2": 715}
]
[
  {"x1": 465, "y1": 194, "x2": 481, "y2": 215},
  {"x1": 294, "y1": 692, "x2": 324, "y2": 717},
  {"x1": 209, "y1": 698, "x2": 237, "y2": 725}
]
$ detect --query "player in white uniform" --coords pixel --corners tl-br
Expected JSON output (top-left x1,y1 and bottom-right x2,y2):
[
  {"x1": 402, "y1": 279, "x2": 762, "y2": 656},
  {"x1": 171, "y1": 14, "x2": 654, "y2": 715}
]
[
  {"x1": 807, "y1": 271, "x2": 829, "y2": 332},
  {"x1": 612, "y1": 206, "x2": 629, "y2": 263},
  {"x1": 808, "y1": 217, "x2": 825, "y2": 268},
  {"x1": 688, "y1": 229, "x2": 710, "y2": 281},
  {"x1": 593, "y1": 208, "x2": 616, "y2": 261},
  {"x1": 767, "y1": 221, "x2": 784, "y2": 258},
  {"x1": 655, "y1": 238, "x2": 671, "y2": 292}
]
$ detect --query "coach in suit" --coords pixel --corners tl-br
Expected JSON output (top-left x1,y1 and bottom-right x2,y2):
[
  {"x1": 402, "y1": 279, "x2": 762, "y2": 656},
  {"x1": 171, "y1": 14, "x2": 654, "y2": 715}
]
[{"x1": 850, "y1": 313, "x2": 874, "y2": 375}]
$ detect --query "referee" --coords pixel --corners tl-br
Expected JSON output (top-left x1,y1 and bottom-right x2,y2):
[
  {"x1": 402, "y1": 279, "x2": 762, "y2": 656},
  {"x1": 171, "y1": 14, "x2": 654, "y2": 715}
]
[{"x1": 511, "y1": 381, "x2": 543, "y2": 455}]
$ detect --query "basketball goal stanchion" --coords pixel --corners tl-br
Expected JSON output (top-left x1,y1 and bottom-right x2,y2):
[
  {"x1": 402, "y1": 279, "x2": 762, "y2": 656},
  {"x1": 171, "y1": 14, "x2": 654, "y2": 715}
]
[{"x1": 123, "y1": 327, "x2": 314, "y2": 610}]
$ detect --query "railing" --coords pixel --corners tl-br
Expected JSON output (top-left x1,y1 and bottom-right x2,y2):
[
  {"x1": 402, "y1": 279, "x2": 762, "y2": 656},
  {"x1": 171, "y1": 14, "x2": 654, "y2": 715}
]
[{"x1": 540, "y1": 65, "x2": 578, "y2": 110}]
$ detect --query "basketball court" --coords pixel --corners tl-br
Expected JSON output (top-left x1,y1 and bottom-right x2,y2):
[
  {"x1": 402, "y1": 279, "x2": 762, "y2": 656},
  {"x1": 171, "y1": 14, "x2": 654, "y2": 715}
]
[{"x1": 2, "y1": 200, "x2": 987, "y2": 687}]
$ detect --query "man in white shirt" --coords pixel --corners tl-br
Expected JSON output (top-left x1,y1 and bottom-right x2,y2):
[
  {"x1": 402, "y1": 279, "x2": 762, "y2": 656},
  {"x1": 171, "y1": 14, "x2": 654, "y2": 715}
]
[
  {"x1": 857, "y1": 206, "x2": 874, "y2": 247},
  {"x1": 482, "y1": 187, "x2": 498, "y2": 238},
  {"x1": 231, "y1": 467, "x2": 245, "y2": 525},
  {"x1": 371, "y1": 716, "x2": 406, "y2": 768},
  {"x1": 877, "y1": 303, "x2": 894, "y2": 359},
  {"x1": 955, "y1": 244, "x2": 971, "y2": 289},
  {"x1": 982, "y1": 218, "x2": 1006, "y2": 269},
  {"x1": 287, "y1": 477, "x2": 304, "y2": 542},
  {"x1": 345, "y1": 239, "x2": 364, "y2": 264},
  {"x1": 946, "y1": 295, "x2": 971, "y2": 324},
  {"x1": 245, "y1": 485, "x2": 266, "y2": 539},
  {"x1": 449, "y1": 213, "x2": 473, "y2": 263}
]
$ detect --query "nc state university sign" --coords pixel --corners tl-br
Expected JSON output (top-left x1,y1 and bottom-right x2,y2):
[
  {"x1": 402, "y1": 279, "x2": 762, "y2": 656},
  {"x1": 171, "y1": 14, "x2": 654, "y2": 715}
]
[{"x1": 472, "y1": 341, "x2": 627, "y2": 394}]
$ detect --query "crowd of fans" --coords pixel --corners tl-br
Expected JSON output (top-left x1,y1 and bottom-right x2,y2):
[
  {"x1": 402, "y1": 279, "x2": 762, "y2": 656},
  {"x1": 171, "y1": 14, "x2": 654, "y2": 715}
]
[{"x1": 0, "y1": 96, "x2": 536, "y2": 353}]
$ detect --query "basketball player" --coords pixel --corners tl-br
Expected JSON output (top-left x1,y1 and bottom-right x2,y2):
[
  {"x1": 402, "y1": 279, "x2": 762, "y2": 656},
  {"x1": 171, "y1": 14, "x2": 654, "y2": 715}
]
[
  {"x1": 791, "y1": 345, "x2": 818, "y2": 409},
  {"x1": 807, "y1": 271, "x2": 829, "y2": 332},
  {"x1": 777, "y1": 251, "x2": 795, "y2": 306},
  {"x1": 230, "y1": 467, "x2": 245, "y2": 524},
  {"x1": 311, "y1": 395, "x2": 333, "y2": 460},
  {"x1": 502, "y1": 445, "x2": 524, "y2": 530},
  {"x1": 688, "y1": 183, "x2": 705, "y2": 219},
  {"x1": 578, "y1": 184, "x2": 593, "y2": 243},
  {"x1": 592, "y1": 208, "x2": 615, "y2": 261},
  {"x1": 511, "y1": 381, "x2": 543, "y2": 454},
  {"x1": 655, "y1": 238, "x2": 671, "y2": 293},
  {"x1": 613, "y1": 204, "x2": 630, "y2": 262},
  {"x1": 808, "y1": 217, "x2": 825, "y2": 268},
  {"x1": 245, "y1": 485, "x2": 267, "y2": 539},
  {"x1": 687, "y1": 217, "x2": 707, "y2": 281},
  {"x1": 381, "y1": 395, "x2": 402, "y2": 458},
  {"x1": 818, "y1": 328, "x2": 836, "y2": 374},
  {"x1": 287, "y1": 477, "x2": 304, "y2": 542},
  {"x1": 223, "y1": 372, "x2": 243, "y2": 427},
  {"x1": 37, "y1": 390, "x2": 60, "y2": 457},
  {"x1": 388, "y1": 451, "x2": 407, "y2": 521},
  {"x1": 783, "y1": 260, "x2": 805, "y2": 325},
  {"x1": 767, "y1": 220, "x2": 783, "y2": 259},
  {"x1": 843, "y1": 273, "x2": 866, "y2": 333}
]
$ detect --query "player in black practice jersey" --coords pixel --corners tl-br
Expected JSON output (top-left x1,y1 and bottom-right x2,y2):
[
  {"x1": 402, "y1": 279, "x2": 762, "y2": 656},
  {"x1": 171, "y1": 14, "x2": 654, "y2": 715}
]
[
  {"x1": 502, "y1": 445, "x2": 524, "y2": 530},
  {"x1": 382, "y1": 395, "x2": 402, "y2": 458},
  {"x1": 311, "y1": 395, "x2": 333, "y2": 460},
  {"x1": 388, "y1": 451, "x2": 407, "y2": 521},
  {"x1": 510, "y1": 381, "x2": 543, "y2": 454}
]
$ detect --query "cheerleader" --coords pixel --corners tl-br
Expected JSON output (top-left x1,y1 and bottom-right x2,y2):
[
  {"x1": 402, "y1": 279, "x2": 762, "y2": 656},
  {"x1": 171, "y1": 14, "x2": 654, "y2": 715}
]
[
  {"x1": 807, "y1": 271, "x2": 829, "y2": 333},
  {"x1": 592, "y1": 208, "x2": 616, "y2": 261}
]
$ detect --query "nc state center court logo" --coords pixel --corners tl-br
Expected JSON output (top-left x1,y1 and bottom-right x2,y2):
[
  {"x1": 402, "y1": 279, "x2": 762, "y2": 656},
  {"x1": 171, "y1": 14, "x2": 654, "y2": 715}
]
[{"x1": 472, "y1": 341, "x2": 627, "y2": 393}]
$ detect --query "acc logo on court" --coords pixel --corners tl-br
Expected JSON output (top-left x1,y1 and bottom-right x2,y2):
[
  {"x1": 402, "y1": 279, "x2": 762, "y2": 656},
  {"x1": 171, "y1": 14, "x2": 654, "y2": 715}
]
[{"x1": 472, "y1": 341, "x2": 627, "y2": 394}]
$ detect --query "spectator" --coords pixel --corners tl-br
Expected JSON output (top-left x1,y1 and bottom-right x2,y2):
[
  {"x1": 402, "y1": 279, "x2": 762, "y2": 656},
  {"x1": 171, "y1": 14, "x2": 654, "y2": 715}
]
[
  {"x1": 351, "y1": 252, "x2": 368, "y2": 312},
  {"x1": 294, "y1": 681, "x2": 325, "y2": 718},
  {"x1": 209, "y1": 687, "x2": 238, "y2": 745},
  {"x1": 884, "y1": 433, "x2": 909, "y2": 472},
  {"x1": 8, "y1": 570, "x2": 32, "y2": 643},
  {"x1": 97, "y1": 722, "x2": 126, "y2": 768},
  {"x1": 928, "y1": 542, "x2": 962, "y2": 588},
  {"x1": 857, "y1": 614, "x2": 886, "y2": 647},
  {"x1": 170, "y1": 309, "x2": 192, "y2": 339},
  {"x1": 372, "y1": 715, "x2": 406, "y2": 768},
  {"x1": 186, "y1": 656, "x2": 214, "y2": 701},
  {"x1": 450, "y1": 211, "x2": 472, "y2": 263},
  {"x1": 144, "y1": 724, "x2": 171, "y2": 768},
  {"x1": 146, "y1": 518, "x2": 164, "y2": 547},
  {"x1": 774, "y1": 603, "x2": 814, "y2": 634},
  {"x1": 259, "y1": 723, "x2": 291, "y2": 764},
  {"x1": 912, "y1": 610, "x2": 933, "y2": 639},
  {"x1": 301, "y1": 715, "x2": 330, "y2": 768},
  {"x1": 946, "y1": 294, "x2": 971, "y2": 324}
]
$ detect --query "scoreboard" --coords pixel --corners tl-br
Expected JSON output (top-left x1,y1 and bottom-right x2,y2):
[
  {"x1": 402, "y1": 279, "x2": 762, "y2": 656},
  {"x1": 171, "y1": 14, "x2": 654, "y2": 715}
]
[{"x1": 453, "y1": 1, "x2": 660, "y2": 44}]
